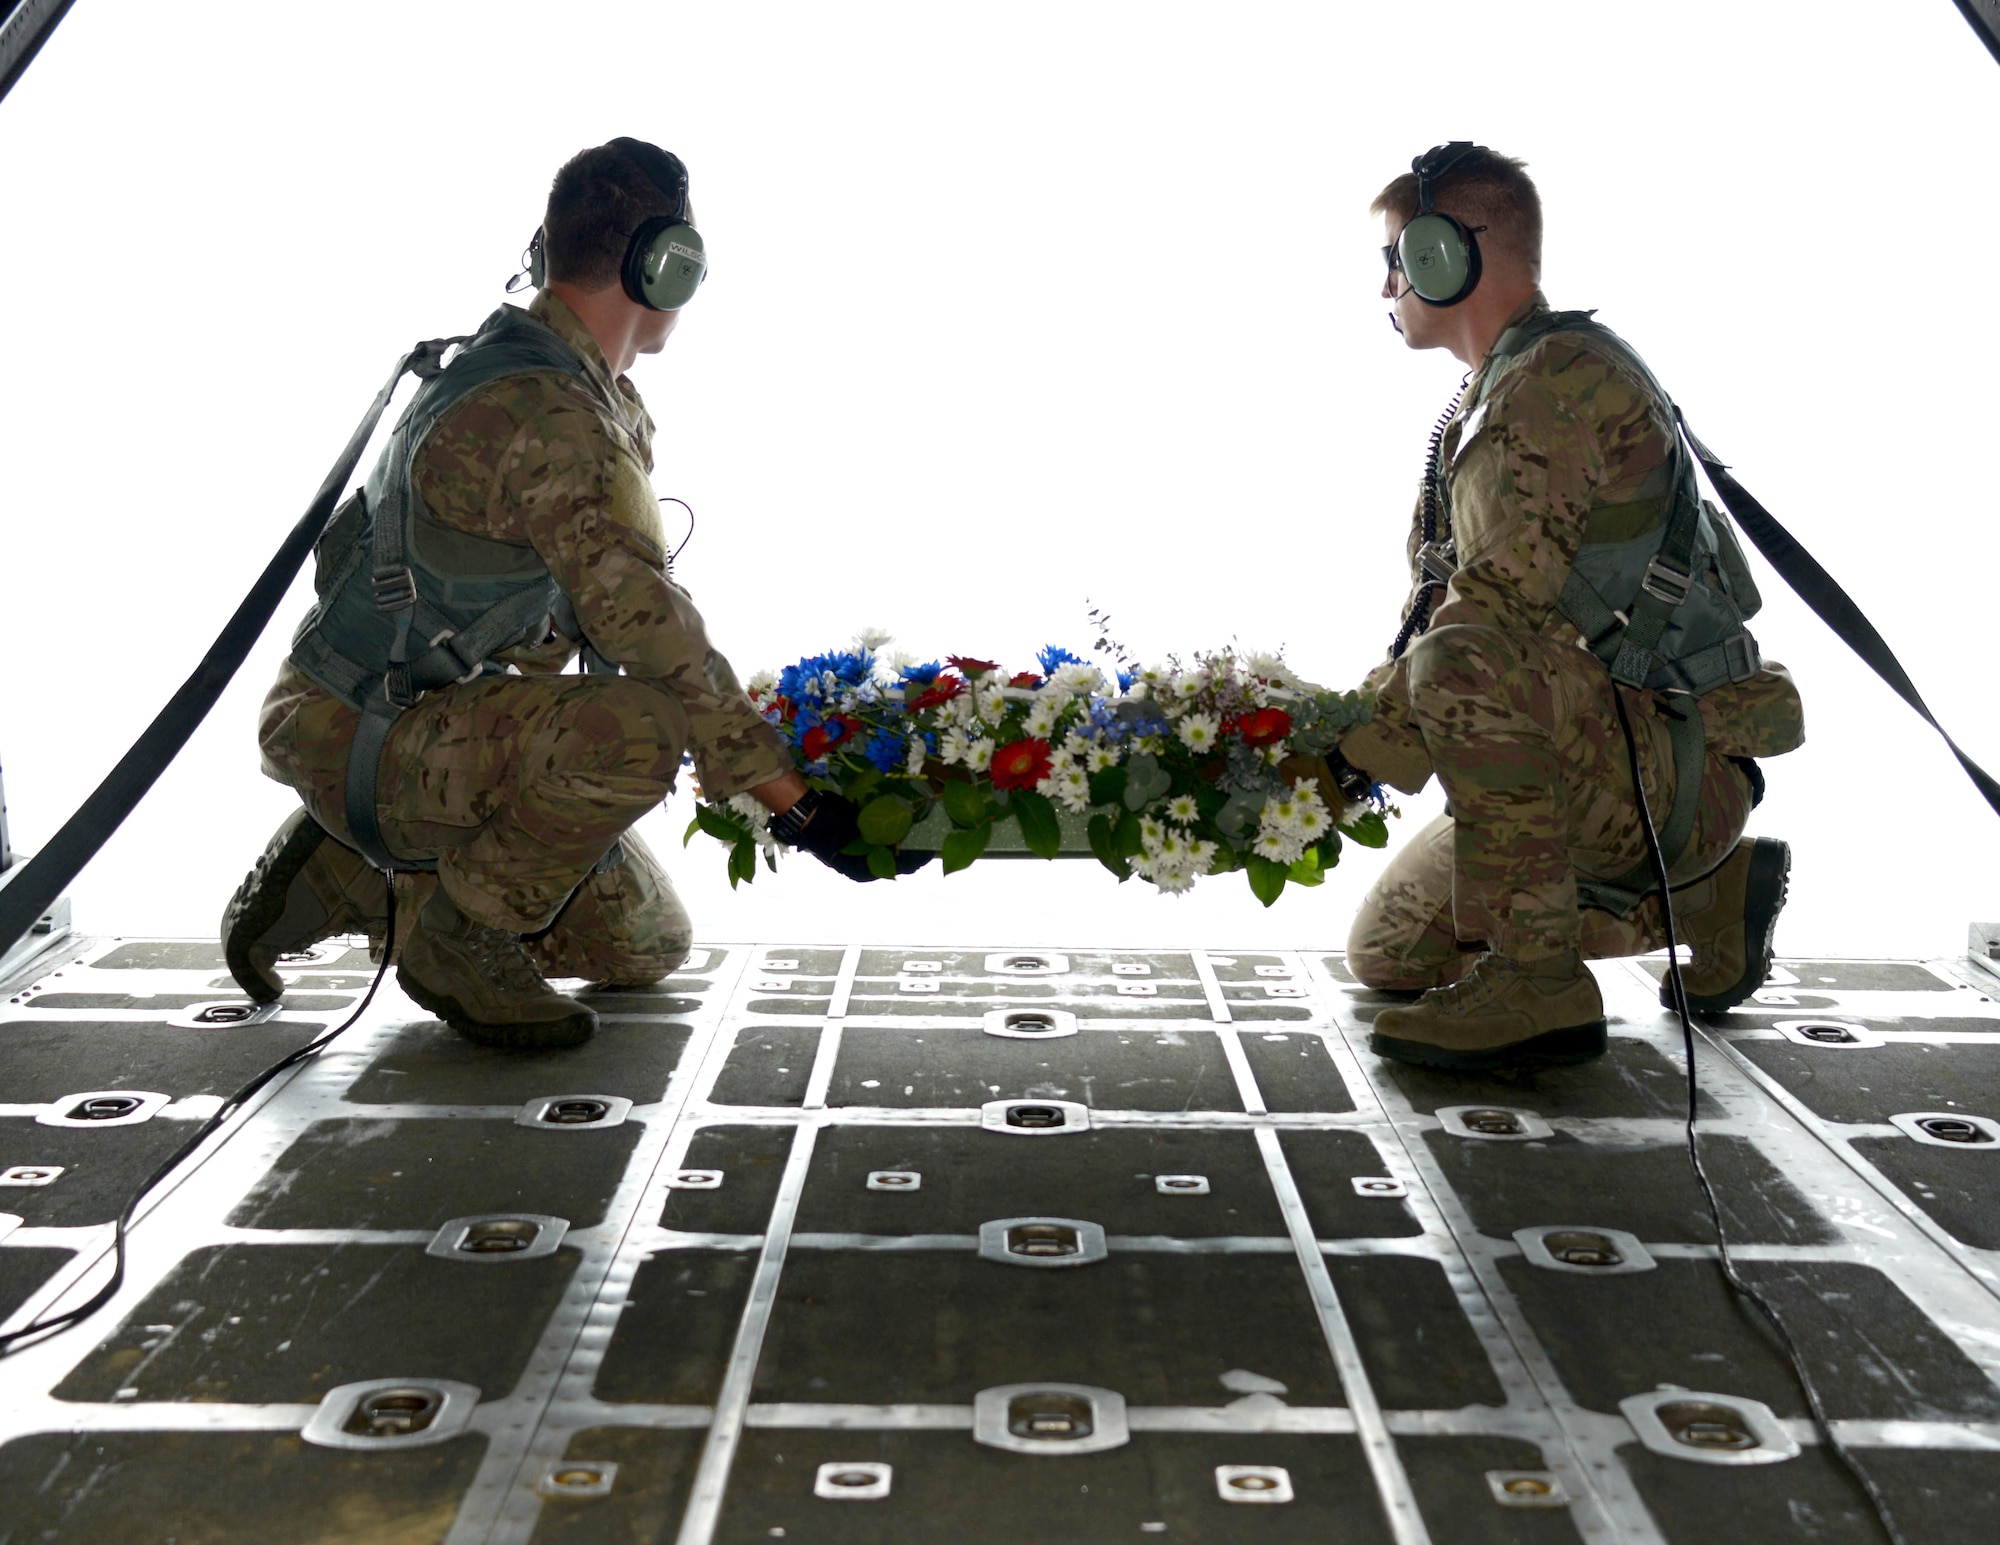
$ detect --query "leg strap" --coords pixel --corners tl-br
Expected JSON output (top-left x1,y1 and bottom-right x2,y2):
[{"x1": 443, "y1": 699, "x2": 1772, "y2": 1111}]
[
  {"x1": 343, "y1": 697, "x2": 439, "y2": 874},
  {"x1": 1578, "y1": 695, "x2": 1706, "y2": 916}
]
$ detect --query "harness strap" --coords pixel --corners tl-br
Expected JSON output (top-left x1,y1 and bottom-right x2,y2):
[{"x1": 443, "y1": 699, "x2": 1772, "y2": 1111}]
[
  {"x1": 343, "y1": 697, "x2": 437, "y2": 874},
  {"x1": 1578, "y1": 696, "x2": 1707, "y2": 915}
]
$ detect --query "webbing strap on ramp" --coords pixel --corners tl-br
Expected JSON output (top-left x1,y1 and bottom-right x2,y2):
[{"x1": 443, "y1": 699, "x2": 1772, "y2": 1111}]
[
  {"x1": 0, "y1": 338, "x2": 458, "y2": 959},
  {"x1": 1679, "y1": 415, "x2": 2000, "y2": 822}
]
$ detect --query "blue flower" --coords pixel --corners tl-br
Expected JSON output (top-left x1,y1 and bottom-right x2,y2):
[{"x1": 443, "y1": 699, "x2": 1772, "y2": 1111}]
[
  {"x1": 1115, "y1": 669, "x2": 1137, "y2": 692},
  {"x1": 898, "y1": 660, "x2": 943, "y2": 685},
  {"x1": 863, "y1": 728, "x2": 907, "y2": 773},
  {"x1": 1037, "y1": 645, "x2": 1087, "y2": 675}
]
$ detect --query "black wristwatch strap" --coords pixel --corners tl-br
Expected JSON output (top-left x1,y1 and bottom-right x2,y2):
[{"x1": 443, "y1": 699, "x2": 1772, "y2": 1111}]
[
  {"x1": 767, "y1": 790, "x2": 820, "y2": 846},
  {"x1": 1328, "y1": 752, "x2": 1374, "y2": 804}
]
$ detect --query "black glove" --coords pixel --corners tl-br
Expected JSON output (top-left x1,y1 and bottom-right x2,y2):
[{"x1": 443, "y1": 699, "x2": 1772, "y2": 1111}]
[
  {"x1": 1324, "y1": 747, "x2": 1376, "y2": 805},
  {"x1": 771, "y1": 790, "x2": 935, "y2": 883}
]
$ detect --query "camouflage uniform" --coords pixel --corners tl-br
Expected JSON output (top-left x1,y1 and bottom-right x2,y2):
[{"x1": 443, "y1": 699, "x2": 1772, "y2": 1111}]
[
  {"x1": 1339, "y1": 293, "x2": 1804, "y2": 990},
  {"x1": 258, "y1": 291, "x2": 789, "y2": 976}
]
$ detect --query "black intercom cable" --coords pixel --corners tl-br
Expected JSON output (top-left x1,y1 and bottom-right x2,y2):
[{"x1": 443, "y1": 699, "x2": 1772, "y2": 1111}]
[
  {"x1": 1389, "y1": 381, "x2": 1469, "y2": 662},
  {"x1": 659, "y1": 495, "x2": 696, "y2": 567},
  {"x1": 1611, "y1": 689, "x2": 1908, "y2": 1545},
  {"x1": 0, "y1": 877, "x2": 398, "y2": 1359}
]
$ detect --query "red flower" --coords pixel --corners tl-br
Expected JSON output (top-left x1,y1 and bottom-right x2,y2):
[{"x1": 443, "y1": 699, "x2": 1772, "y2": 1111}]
[
  {"x1": 1228, "y1": 707, "x2": 1293, "y2": 747},
  {"x1": 906, "y1": 674, "x2": 966, "y2": 713},
  {"x1": 801, "y1": 715, "x2": 861, "y2": 761},
  {"x1": 769, "y1": 695, "x2": 797, "y2": 722},
  {"x1": 1008, "y1": 671, "x2": 1043, "y2": 689},
  {"x1": 989, "y1": 737, "x2": 1053, "y2": 791},
  {"x1": 947, "y1": 654, "x2": 1000, "y2": 675}
]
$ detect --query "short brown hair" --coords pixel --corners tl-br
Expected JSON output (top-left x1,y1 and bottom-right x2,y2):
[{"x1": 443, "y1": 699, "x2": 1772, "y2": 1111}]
[
  {"x1": 1371, "y1": 146, "x2": 1542, "y2": 277},
  {"x1": 544, "y1": 141, "x2": 685, "y2": 290}
]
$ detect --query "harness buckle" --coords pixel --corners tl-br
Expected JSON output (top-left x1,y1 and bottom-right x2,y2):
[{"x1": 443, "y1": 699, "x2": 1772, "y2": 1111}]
[
  {"x1": 1639, "y1": 557, "x2": 1693, "y2": 607},
  {"x1": 427, "y1": 629, "x2": 487, "y2": 687},
  {"x1": 382, "y1": 664, "x2": 418, "y2": 710},
  {"x1": 1722, "y1": 631, "x2": 1760, "y2": 683},
  {"x1": 1417, "y1": 541, "x2": 1458, "y2": 584},
  {"x1": 371, "y1": 565, "x2": 419, "y2": 612}
]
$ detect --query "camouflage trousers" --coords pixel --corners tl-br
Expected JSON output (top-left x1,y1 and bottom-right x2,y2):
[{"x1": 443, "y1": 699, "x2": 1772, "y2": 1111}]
[
  {"x1": 1347, "y1": 624, "x2": 1754, "y2": 990},
  {"x1": 259, "y1": 663, "x2": 693, "y2": 982}
]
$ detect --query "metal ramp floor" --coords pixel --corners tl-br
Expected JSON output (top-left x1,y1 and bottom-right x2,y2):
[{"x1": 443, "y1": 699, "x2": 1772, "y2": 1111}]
[{"x1": 4, "y1": 935, "x2": 2000, "y2": 1544}]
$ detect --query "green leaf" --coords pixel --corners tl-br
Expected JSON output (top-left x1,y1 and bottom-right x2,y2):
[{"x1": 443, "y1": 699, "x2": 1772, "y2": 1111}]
[
  {"x1": 1087, "y1": 766, "x2": 1128, "y2": 807},
  {"x1": 941, "y1": 822, "x2": 991, "y2": 875},
  {"x1": 683, "y1": 813, "x2": 703, "y2": 848},
  {"x1": 847, "y1": 767, "x2": 885, "y2": 803},
  {"x1": 1287, "y1": 846, "x2": 1326, "y2": 887},
  {"x1": 858, "y1": 793, "x2": 915, "y2": 846},
  {"x1": 865, "y1": 844, "x2": 897, "y2": 879},
  {"x1": 1246, "y1": 855, "x2": 1289, "y2": 907},
  {"x1": 694, "y1": 802, "x2": 749, "y2": 845},
  {"x1": 942, "y1": 780, "x2": 993, "y2": 828},
  {"x1": 1316, "y1": 831, "x2": 1343, "y2": 868},
  {"x1": 1339, "y1": 810, "x2": 1390, "y2": 849},
  {"x1": 1123, "y1": 752, "x2": 1171, "y2": 810},
  {"x1": 1206, "y1": 844, "x2": 1240, "y2": 875},
  {"x1": 1010, "y1": 789, "x2": 1063, "y2": 858},
  {"x1": 728, "y1": 837, "x2": 758, "y2": 889},
  {"x1": 1088, "y1": 813, "x2": 1132, "y2": 881},
  {"x1": 1113, "y1": 807, "x2": 1144, "y2": 858}
]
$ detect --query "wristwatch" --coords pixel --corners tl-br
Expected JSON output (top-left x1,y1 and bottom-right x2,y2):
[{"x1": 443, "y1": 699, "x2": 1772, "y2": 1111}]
[{"x1": 767, "y1": 790, "x2": 822, "y2": 846}]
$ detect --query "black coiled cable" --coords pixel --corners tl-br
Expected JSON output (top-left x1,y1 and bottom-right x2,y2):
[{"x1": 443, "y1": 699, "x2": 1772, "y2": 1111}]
[
  {"x1": 1388, "y1": 379, "x2": 1469, "y2": 662},
  {"x1": 1612, "y1": 689, "x2": 1907, "y2": 1545},
  {"x1": 0, "y1": 877, "x2": 398, "y2": 1359}
]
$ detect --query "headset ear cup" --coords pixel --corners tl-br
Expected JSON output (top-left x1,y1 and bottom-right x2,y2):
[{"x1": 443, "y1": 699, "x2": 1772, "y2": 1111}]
[
  {"x1": 622, "y1": 217, "x2": 707, "y2": 311},
  {"x1": 528, "y1": 227, "x2": 546, "y2": 290},
  {"x1": 1396, "y1": 212, "x2": 1481, "y2": 306}
]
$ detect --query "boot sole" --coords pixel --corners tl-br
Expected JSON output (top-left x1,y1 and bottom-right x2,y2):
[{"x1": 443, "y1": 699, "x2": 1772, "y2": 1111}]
[
  {"x1": 222, "y1": 809, "x2": 329, "y2": 1004},
  {"x1": 1369, "y1": 1020, "x2": 1608, "y2": 1071},
  {"x1": 1660, "y1": 838, "x2": 1792, "y2": 1015},
  {"x1": 397, "y1": 963, "x2": 597, "y2": 1050}
]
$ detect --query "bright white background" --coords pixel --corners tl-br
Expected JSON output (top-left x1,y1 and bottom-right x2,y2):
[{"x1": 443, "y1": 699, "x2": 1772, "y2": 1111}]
[{"x1": 1, "y1": 0, "x2": 1994, "y2": 957}]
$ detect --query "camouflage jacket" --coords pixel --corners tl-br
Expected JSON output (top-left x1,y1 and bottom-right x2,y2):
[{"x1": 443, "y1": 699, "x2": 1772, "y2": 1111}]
[
  {"x1": 1341, "y1": 292, "x2": 1805, "y2": 794},
  {"x1": 267, "y1": 290, "x2": 790, "y2": 802}
]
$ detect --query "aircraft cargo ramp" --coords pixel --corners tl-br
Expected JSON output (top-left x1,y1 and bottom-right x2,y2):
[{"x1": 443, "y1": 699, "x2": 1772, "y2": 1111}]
[{"x1": 3, "y1": 934, "x2": 2000, "y2": 1544}]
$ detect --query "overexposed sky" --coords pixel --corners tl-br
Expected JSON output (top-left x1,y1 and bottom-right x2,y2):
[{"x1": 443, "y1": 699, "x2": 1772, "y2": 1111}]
[{"x1": 2, "y1": 0, "x2": 1995, "y2": 959}]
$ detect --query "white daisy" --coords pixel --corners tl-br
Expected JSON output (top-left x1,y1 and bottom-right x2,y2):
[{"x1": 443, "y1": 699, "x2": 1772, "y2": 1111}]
[
  {"x1": 856, "y1": 627, "x2": 893, "y2": 650},
  {"x1": 1176, "y1": 713, "x2": 1221, "y2": 752},
  {"x1": 1167, "y1": 794, "x2": 1200, "y2": 824},
  {"x1": 906, "y1": 739, "x2": 930, "y2": 777},
  {"x1": 1086, "y1": 742, "x2": 1122, "y2": 772},
  {"x1": 965, "y1": 738, "x2": 995, "y2": 772}
]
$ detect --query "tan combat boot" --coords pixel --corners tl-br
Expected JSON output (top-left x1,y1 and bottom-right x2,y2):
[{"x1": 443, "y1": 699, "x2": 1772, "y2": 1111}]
[
  {"x1": 222, "y1": 808, "x2": 388, "y2": 1002},
  {"x1": 1369, "y1": 950, "x2": 1607, "y2": 1070},
  {"x1": 1660, "y1": 837, "x2": 1791, "y2": 1013},
  {"x1": 397, "y1": 888, "x2": 597, "y2": 1049}
]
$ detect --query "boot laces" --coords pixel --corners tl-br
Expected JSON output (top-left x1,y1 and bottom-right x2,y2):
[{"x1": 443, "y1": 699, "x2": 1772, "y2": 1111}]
[{"x1": 456, "y1": 919, "x2": 551, "y2": 994}]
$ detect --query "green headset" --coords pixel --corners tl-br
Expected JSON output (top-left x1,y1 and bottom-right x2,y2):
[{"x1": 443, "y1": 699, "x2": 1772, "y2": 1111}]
[
  {"x1": 508, "y1": 138, "x2": 708, "y2": 311},
  {"x1": 1390, "y1": 141, "x2": 1485, "y2": 307}
]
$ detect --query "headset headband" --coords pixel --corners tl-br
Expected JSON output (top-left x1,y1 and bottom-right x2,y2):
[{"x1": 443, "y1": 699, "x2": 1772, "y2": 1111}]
[
  {"x1": 1413, "y1": 141, "x2": 1479, "y2": 217},
  {"x1": 608, "y1": 137, "x2": 690, "y2": 222}
]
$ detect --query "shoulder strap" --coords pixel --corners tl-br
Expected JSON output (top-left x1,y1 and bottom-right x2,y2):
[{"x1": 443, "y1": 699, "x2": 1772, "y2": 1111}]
[
  {"x1": 369, "y1": 310, "x2": 595, "y2": 708},
  {"x1": 1679, "y1": 416, "x2": 2000, "y2": 821}
]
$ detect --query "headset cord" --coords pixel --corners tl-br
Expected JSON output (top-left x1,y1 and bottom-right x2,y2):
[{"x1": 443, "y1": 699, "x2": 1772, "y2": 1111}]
[
  {"x1": 1611, "y1": 688, "x2": 1908, "y2": 1545},
  {"x1": 1388, "y1": 381, "x2": 1467, "y2": 663},
  {"x1": 0, "y1": 874, "x2": 399, "y2": 1359}
]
